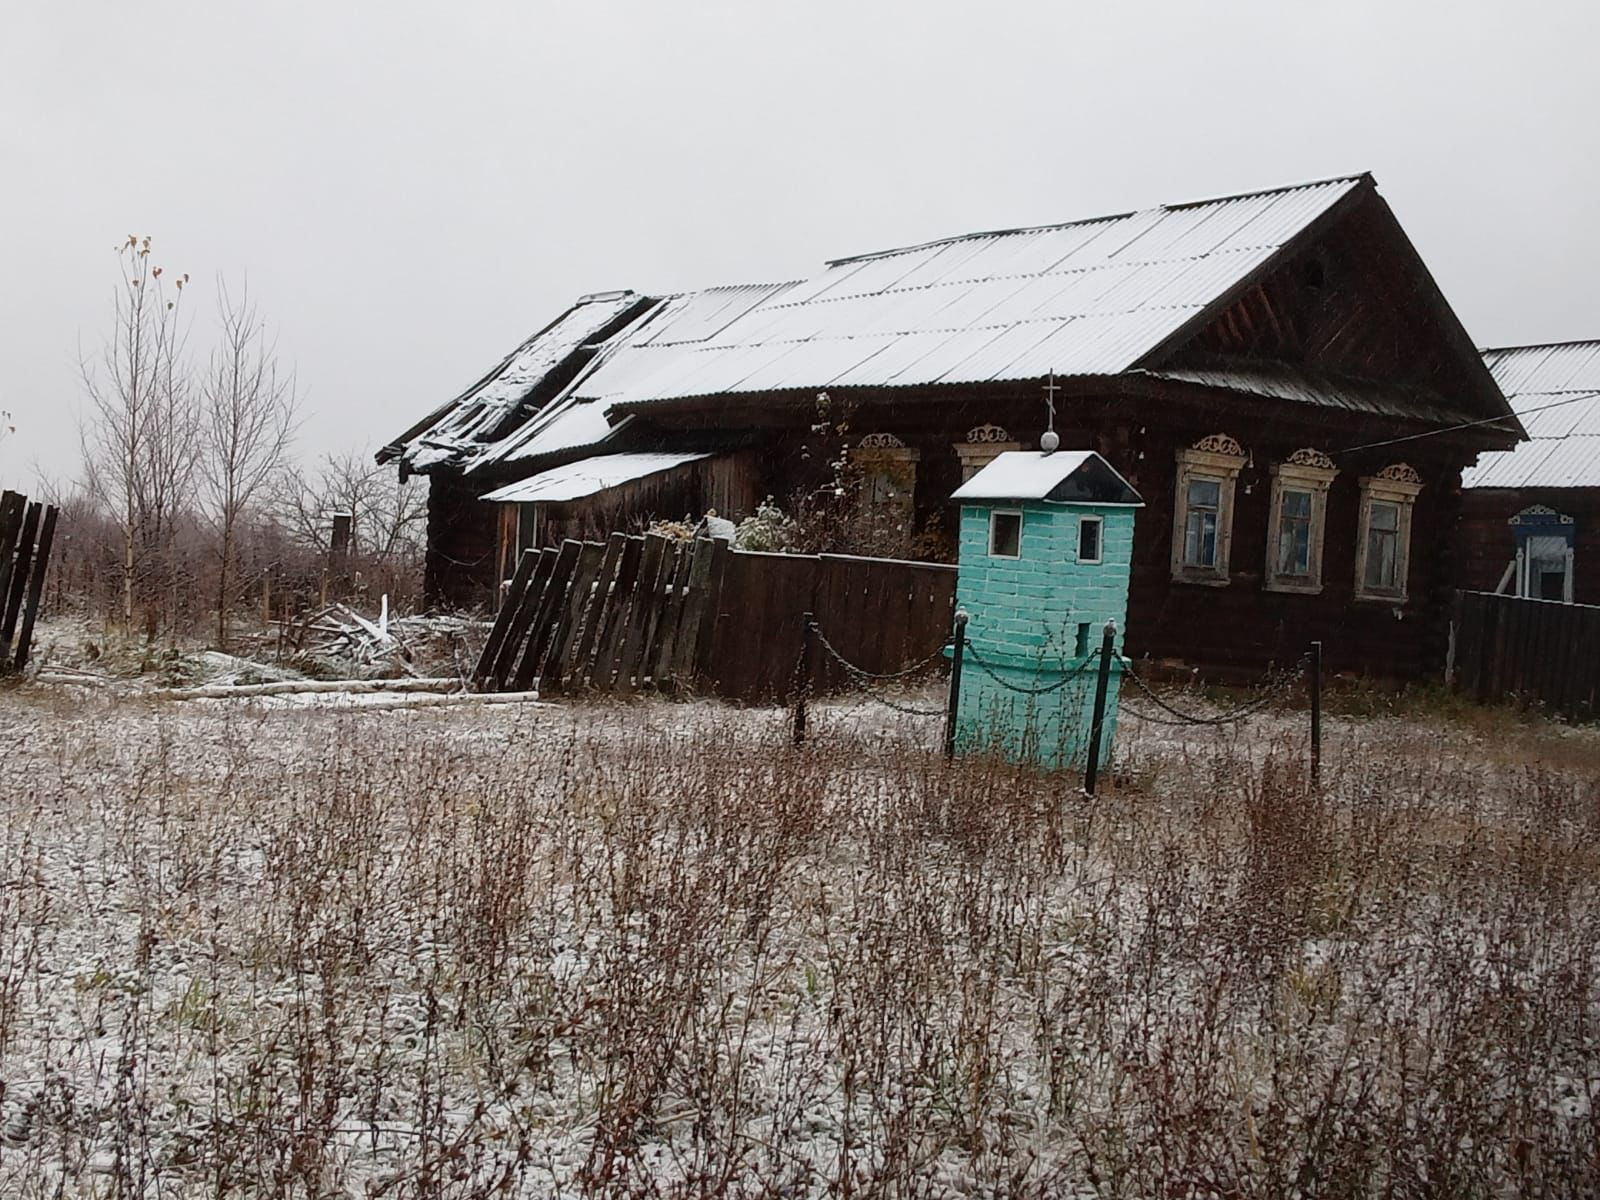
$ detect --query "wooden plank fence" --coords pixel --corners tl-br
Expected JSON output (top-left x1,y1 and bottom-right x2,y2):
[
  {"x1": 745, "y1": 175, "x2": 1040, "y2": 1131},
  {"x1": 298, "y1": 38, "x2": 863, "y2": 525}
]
[
  {"x1": 1451, "y1": 590, "x2": 1600, "y2": 721},
  {"x1": 473, "y1": 536, "x2": 956, "y2": 703},
  {"x1": 0, "y1": 488, "x2": 60, "y2": 672}
]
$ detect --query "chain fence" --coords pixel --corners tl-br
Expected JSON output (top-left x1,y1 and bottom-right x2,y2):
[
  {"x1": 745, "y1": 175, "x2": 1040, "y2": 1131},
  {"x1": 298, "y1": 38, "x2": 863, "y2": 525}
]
[
  {"x1": 806, "y1": 621, "x2": 948, "y2": 717},
  {"x1": 802, "y1": 616, "x2": 1315, "y2": 735},
  {"x1": 1118, "y1": 652, "x2": 1310, "y2": 727}
]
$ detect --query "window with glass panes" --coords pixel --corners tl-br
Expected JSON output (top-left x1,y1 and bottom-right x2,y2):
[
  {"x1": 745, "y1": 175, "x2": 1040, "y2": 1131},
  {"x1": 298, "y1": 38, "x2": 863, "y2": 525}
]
[
  {"x1": 1354, "y1": 467, "x2": 1421, "y2": 601},
  {"x1": 1276, "y1": 489, "x2": 1313, "y2": 576},
  {"x1": 1171, "y1": 439, "x2": 1245, "y2": 585},
  {"x1": 1183, "y1": 477, "x2": 1222, "y2": 568},
  {"x1": 1363, "y1": 500, "x2": 1401, "y2": 590},
  {"x1": 1265, "y1": 454, "x2": 1336, "y2": 594}
]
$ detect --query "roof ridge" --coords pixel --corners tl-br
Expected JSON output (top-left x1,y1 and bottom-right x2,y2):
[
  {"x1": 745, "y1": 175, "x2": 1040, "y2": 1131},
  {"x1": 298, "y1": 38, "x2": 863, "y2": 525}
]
[{"x1": 826, "y1": 173, "x2": 1372, "y2": 267}]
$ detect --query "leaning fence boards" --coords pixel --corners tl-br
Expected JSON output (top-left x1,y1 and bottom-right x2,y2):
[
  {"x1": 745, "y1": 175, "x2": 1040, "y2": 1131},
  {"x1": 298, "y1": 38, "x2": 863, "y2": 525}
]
[
  {"x1": 1452, "y1": 590, "x2": 1600, "y2": 720},
  {"x1": 470, "y1": 536, "x2": 956, "y2": 703},
  {"x1": 0, "y1": 489, "x2": 60, "y2": 672}
]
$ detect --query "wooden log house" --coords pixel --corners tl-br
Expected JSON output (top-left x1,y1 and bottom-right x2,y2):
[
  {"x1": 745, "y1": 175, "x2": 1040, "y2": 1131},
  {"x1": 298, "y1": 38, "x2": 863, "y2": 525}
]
[{"x1": 380, "y1": 174, "x2": 1523, "y2": 678}]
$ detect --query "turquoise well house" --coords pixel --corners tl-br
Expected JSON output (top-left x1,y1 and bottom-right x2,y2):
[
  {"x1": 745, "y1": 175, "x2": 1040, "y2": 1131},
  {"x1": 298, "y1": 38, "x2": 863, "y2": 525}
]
[{"x1": 950, "y1": 450, "x2": 1143, "y2": 768}]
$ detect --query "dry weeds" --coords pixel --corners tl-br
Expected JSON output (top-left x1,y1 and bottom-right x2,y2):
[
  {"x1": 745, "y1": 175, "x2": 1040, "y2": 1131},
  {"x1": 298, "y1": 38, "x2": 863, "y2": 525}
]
[{"x1": 0, "y1": 686, "x2": 1596, "y2": 1197}]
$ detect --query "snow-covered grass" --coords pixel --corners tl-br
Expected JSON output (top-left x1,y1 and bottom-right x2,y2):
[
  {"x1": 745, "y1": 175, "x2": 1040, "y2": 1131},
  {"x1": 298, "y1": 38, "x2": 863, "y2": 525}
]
[{"x1": 0, "y1": 684, "x2": 1597, "y2": 1197}]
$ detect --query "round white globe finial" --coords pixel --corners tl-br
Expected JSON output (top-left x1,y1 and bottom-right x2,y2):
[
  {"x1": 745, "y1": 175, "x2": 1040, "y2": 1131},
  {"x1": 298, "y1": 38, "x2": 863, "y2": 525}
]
[{"x1": 1040, "y1": 429, "x2": 1060, "y2": 454}]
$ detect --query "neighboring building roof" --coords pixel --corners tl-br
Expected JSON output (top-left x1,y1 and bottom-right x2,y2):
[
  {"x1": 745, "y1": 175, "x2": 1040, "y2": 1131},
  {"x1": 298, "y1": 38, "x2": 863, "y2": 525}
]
[
  {"x1": 580, "y1": 176, "x2": 1366, "y2": 408},
  {"x1": 951, "y1": 450, "x2": 1143, "y2": 505},
  {"x1": 1463, "y1": 342, "x2": 1600, "y2": 489},
  {"x1": 480, "y1": 452, "x2": 713, "y2": 504}
]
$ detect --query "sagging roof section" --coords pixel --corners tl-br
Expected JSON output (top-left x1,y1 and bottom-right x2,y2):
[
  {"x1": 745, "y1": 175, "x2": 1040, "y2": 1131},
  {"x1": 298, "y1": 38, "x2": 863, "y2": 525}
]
[
  {"x1": 577, "y1": 176, "x2": 1367, "y2": 406},
  {"x1": 1463, "y1": 342, "x2": 1600, "y2": 489},
  {"x1": 378, "y1": 291, "x2": 652, "y2": 472}
]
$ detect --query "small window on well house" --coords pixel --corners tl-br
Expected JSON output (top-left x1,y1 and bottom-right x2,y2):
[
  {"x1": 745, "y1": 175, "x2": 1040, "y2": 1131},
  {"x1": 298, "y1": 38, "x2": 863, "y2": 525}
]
[
  {"x1": 1355, "y1": 464, "x2": 1423, "y2": 602},
  {"x1": 1265, "y1": 450, "x2": 1337, "y2": 594},
  {"x1": 989, "y1": 510, "x2": 1022, "y2": 558},
  {"x1": 1077, "y1": 515, "x2": 1103, "y2": 564},
  {"x1": 1171, "y1": 434, "x2": 1247, "y2": 585}
]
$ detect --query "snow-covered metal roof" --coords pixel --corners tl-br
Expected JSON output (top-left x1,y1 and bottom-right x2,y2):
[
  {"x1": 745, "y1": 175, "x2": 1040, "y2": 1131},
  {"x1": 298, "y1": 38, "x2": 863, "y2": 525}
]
[
  {"x1": 480, "y1": 452, "x2": 712, "y2": 504},
  {"x1": 1463, "y1": 342, "x2": 1600, "y2": 489},
  {"x1": 578, "y1": 177, "x2": 1366, "y2": 407},
  {"x1": 951, "y1": 450, "x2": 1143, "y2": 505}
]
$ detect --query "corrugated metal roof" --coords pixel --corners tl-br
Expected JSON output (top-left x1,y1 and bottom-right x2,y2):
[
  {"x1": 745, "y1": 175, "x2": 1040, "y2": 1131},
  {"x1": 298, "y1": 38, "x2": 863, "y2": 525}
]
[
  {"x1": 480, "y1": 452, "x2": 712, "y2": 504},
  {"x1": 1463, "y1": 341, "x2": 1600, "y2": 489},
  {"x1": 576, "y1": 176, "x2": 1365, "y2": 406}
]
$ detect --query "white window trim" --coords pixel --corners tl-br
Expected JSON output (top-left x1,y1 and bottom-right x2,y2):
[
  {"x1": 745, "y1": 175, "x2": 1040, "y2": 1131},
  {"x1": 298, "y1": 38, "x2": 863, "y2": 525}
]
[
  {"x1": 1171, "y1": 440, "x2": 1246, "y2": 586},
  {"x1": 1354, "y1": 467, "x2": 1423, "y2": 602},
  {"x1": 1077, "y1": 515, "x2": 1103, "y2": 565},
  {"x1": 989, "y1": 509, "x2": 1022, "y2": 559},
  {"x1": 1264, "y1": 456, "x2": 1337, "y2": 595}
]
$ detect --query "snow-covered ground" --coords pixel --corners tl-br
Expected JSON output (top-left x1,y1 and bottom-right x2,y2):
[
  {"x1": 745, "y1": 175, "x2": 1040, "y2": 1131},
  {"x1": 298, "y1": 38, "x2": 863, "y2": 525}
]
[{"x1": 0, "y1": 681, "x2": 1596, "y2": 1196}]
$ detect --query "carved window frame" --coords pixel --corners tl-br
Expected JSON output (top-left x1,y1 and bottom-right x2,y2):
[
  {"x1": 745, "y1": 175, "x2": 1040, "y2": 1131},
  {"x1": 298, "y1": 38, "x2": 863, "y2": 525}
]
[
  {"x1": 1171, "y1": 434, "x2": 1246, "y2": 586},
  {"x1": 955, "y1": 423, "x2": 1021, "y2": 482},
  {"x1": 1354, "y1": 464, "x2": 1423, "y2": 603},
  {"x1": 1264, "y1": 450, "x2": 1337, "y2": 595},
  {"x1": 853, "y1": 433, "x2": 921, "y2": 552}
]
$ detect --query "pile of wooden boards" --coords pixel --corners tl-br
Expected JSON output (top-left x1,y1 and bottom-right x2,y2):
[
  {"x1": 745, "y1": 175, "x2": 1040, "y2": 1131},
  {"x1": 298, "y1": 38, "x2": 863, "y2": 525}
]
[
  {"x1": 283, "y1": 603, "x2": 482, "y2": 678},
  {"x1": 0, "y1": 489, "x2": 59, "y2": 672}
]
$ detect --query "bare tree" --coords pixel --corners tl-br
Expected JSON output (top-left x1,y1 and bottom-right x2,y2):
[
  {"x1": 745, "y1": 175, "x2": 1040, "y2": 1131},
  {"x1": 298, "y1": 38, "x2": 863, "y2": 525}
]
[
  {"x1": 79, "y1": 236, "x2": 199, "y2": 635},
  {"x1": 200, "y1": 278, "x2": 298, "y2": 647},
  {"x1": 278, "y1": 451, "x2": 424, "y2": 561}
]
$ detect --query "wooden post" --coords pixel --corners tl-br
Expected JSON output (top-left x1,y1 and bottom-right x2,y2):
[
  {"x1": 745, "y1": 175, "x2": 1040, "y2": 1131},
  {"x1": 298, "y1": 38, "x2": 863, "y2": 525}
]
[
  {"x1": 1309, "y1": 640, "x2": 1323, "y2": 788},
  {"x1": 11, "y1": 506, "x2": 58, "y2": 670},
  {"x1": 1083, "y1": 620, "x2": 1116, "y2": 797},
  {"x1": 793, "y1": 612, "x2": 814, "y2": 746},
  {"x1": 944, "y1": 609, "x2": 967, "y2": 762},
  {"x1": 0, "y1": 502, "x2": 43, "y2": 646}
]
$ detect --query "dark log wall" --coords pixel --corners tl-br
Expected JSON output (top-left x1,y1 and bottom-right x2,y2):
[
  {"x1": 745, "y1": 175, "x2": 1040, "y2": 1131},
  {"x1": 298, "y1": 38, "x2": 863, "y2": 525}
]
[
  {"x1": 664, "y1": 387, "x2": 1478, "y2": 679},
  {"x1": 1459, "y1": 488, "x2": 1600, "y2": 607},
  {"x1": 424, "y1": 473, "x2": 500, "y2": 610}
]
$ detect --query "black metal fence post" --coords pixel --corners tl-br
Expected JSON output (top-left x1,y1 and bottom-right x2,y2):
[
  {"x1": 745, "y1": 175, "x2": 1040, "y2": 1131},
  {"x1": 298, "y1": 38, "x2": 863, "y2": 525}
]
[
  {"x1": 944, "y1": 609, "x2": 968, "y2": 761},
  {"x1": 1083, "y1": 620, "x2": 1116, "y2": 796},
  {"x1": 793, "y1": 612, "x2": 815, "y2": 746},
  {"x1": 1309, "y1": 639, "x2": 1322, "y2": 787}
]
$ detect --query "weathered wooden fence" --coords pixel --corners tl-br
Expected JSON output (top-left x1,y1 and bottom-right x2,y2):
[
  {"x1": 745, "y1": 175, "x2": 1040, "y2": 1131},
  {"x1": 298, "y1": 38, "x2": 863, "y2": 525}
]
[
  {"x1": 473, "y1": 535, "x2": 957, "y2": 703},
  {"x1": 0, "y1": 489, "x2": 60, "y2": 672},
  {"x1": 1451, "y1": 590, "x2": 1600, "y2": 721}
]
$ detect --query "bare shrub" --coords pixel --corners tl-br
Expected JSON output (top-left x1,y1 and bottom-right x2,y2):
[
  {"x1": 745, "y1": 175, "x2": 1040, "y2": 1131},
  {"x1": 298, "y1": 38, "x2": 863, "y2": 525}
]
[{"x1": 0, "y1": 693, "x2": 1596, "y2": 1195}]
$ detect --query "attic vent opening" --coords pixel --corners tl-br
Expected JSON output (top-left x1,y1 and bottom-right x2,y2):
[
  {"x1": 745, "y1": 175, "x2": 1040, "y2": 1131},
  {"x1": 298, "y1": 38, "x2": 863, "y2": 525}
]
[{"x1": 1299, "y1": 257, "x2": 1327, "y2": 291}]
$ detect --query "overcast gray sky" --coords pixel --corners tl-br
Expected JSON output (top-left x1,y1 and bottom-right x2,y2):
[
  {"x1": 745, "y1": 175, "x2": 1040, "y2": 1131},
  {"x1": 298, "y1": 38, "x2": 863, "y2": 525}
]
[{"x1": 4, "y1": 0, "x2": 1597, "y2": 485}]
